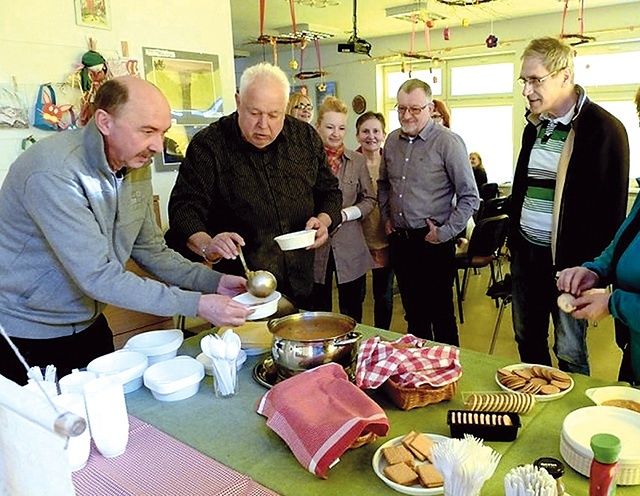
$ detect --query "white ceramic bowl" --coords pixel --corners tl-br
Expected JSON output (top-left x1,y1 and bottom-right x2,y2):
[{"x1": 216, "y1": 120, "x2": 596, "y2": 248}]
[
  {"x1": 143, "y1": 356, "x2": 204, "y2": 402},
  {"x1": 274, "y1": 230, "x2": 316, "y2": 251},
  {"x1": 232, "y1": 291, "x2": 281, "y2": 320},
  {"x1": 87, "y1": 350, "x2": 148, "y2": 394},
  {"x1": 585, "y1": 385, "x2": 640, "y2": 411},
  {"x1": 124, "y1": 329, "x2": 184, "y2": 365}
]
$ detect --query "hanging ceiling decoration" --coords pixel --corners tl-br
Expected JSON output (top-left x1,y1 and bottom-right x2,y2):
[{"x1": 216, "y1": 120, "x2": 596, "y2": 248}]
[
  {"x1": 559, "y1": 0, "x2": 595, "y2": 46},
  {"x1": 255, "y1": 0, "x2": 305, "y2": 46},
  {"x1": 294, "y1": 38, "x2": 327, "y2": 80},
  {"x1": 288, "y1": 0, "x2": 340, "y2": 7},
  {"x1": 435, "y1": 0, "x2": 494, "y2": 5}
]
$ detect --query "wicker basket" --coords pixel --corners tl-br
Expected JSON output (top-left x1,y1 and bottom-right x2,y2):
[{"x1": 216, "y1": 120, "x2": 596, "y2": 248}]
[
  {"x1": 382, "y1": 377, "x2": 458, "y2": 410},
  {"x1": 348, "y1": 431, "x2": 379, "y2": 449}
]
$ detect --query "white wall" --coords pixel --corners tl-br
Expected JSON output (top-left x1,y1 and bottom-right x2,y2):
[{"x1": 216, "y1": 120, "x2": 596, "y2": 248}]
[{"x1": 0, "y1": 0, "x2": 237, "y2": 228}]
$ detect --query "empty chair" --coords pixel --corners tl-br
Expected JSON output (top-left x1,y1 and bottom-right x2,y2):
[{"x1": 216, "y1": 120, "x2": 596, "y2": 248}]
[
  {"x1": 454, "y1": 214, "x2": 509, "y2": 324},
  {"x1": 479, "y1": 196, "x2": 509, "y2": 220},
  {"x1": 479, "y1": 182, "x2": 499, "y2": 202}
]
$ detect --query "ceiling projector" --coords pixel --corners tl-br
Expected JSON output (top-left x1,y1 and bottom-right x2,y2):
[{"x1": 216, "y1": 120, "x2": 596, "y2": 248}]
[{"x1": 337, "y1": 36, "x2": 371, "y2": 56}]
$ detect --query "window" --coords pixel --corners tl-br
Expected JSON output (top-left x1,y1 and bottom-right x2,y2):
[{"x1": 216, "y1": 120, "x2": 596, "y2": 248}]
[
  {"x1": 451, "y1": 106, "x2": 514, "y2": 185},
  {"x1": 450, "y1": 63, "x2": 514, "y2": 96},
  {"x1": 575, "y1": 52, "x2": 640, "y2": 87},
  {"x1": 597, "y1": 100, "x2": 640, "y2": 183}
]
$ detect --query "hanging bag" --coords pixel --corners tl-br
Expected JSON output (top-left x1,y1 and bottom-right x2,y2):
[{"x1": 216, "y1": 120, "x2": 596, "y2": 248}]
[
  {"x1": 33, "y1": 84, "x2": 75, "y2": 131},
  {"x1": 0, "y1": 87, "x2": 29, "y2": 128}
]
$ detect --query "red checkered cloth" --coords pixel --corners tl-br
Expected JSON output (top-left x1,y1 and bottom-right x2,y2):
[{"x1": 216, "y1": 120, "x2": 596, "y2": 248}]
[
  {"x1": 73, "y1": 416, "x2": 279, "y2": 496},
  {"x1": 355, "y1": 334, "x2": 462, "y2": 389},
  {"x1": 256, "y1": 363, "x2": 389, "y2": 479}
]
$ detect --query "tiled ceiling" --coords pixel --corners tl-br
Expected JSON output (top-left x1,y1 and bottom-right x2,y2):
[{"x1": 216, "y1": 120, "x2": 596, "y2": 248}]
[{"x1": 231, "y1": 0, "x2": 637, "y2": 56}]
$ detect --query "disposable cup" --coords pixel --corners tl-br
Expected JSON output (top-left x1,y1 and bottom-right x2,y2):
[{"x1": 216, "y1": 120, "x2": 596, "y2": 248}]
[
  {"x1": 52, "y1": 393, "x2": 91, "y2": 471},
  {"x1": 83, "y1": 376, "x2": 129, "y2": 458}
]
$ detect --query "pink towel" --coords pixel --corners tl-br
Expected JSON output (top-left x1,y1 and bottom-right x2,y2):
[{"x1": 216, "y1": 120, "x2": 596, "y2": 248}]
[
  {"x1": 355, "y1": 334, "x2": 462, "y2": 389},
  {"x1": 256, "y1": 363, "x2": 389, "y2": 478}
]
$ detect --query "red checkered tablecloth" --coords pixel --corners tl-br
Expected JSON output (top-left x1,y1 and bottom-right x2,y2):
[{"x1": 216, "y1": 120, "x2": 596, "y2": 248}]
[
  {"x1": 72, "y1": 415, "x2": 280, "y2": 496},
  {"x1": 355, "y1": 334, "x2": 462, "y2": 389}
]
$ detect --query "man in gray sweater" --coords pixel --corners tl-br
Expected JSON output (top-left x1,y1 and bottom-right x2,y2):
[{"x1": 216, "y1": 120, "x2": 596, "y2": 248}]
[{"x1": 0, "y1": 76, "x2": 252, "y2": 385}]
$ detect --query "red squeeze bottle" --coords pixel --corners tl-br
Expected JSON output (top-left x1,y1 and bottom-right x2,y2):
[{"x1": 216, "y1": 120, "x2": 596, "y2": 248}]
[{"x1": 589, "y1": 433, "x2": 621, "y2": 496}]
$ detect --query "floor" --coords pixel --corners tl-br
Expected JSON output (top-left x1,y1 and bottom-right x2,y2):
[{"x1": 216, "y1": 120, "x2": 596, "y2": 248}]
[
  {"x1": 183, "y1": 264, "x2": 623, "y2": 383},
  {"x1": 360, "y1": 264, "x2": 623, "y2": 383}
]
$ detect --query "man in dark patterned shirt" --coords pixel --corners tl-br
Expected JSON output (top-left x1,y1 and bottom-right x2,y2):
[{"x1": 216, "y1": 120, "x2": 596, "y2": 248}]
[{"x1": 165, "y1": 62, "x2": 342, "y2": 307}]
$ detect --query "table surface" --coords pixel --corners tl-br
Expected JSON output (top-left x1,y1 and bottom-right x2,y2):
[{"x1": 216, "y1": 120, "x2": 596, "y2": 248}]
[{"x1": 125, "y1": 325, "x2": 637, "y2": 495}]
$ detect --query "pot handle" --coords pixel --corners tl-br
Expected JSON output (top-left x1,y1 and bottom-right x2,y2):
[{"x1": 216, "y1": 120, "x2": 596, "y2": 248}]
[
  {"x1": 266, "y1": 316, "x2": 283, "y2": 331},
  {"x1": 334, "y1": 331, "x2": 361, "y2": 347}
]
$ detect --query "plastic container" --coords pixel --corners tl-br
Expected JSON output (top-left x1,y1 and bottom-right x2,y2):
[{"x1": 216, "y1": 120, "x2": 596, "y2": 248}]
[
  {"x1": 534, "y1": 457, "x2": 566, "y2": 495},
  {"x1": 589, "y1": 433, "x2": 621, "y2": 496},
  {"x1": 86, "y1": 350, "x2": 148, "y2": 393},
  {"x1": 143, "y1": 356, "x2": 204, "y2": 402},
  {"x1": 124, "y1": 329, "x2": 184, "y2": 365},
  {"x1": 447, "y1": 410, "x2": 521, "y2": 441},
  {"x1": 232, "y1": 291, "x2": 281, "y2": 321},
  {"x1": 273, "y1": 230, "x2": 316, "y2": 250}
]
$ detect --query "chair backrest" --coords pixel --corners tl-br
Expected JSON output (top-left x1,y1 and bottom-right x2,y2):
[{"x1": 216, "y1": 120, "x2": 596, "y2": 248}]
[
  {"x1": 480, "y1": 196, "x2": 509, "y2": 220},
  {"x1": 465, "y1": 214, "x2": 509, "y2": 262},
  {"x1": 479, "y1": 182, "x2": 499, "y2": 202},
  {"x1": 473, "y1": 198, "x2": 484, "y2": 223}
]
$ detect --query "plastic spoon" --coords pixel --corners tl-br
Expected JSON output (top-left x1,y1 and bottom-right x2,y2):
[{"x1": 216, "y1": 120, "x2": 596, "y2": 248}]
[
  {"x1": 222, "y1": 329, "x2": 241, "y2": 392},
  {"x1": 201, "y1": 335, "x2": 233, "y2": 395}
]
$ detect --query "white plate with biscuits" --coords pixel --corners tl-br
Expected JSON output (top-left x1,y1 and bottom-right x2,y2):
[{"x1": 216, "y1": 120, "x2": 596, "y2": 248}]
[
  {"x1": 495, "y1": 363, "x2": 574, "y2": 402},
  {"x1": 372, "y1": 433, "x2": 447, "y2": 495}
]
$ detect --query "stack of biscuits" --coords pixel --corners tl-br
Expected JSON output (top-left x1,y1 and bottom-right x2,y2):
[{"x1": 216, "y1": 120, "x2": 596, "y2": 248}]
[
  {"x1": 497, "y1": 365, "x2": 572, "y2": 396},
  {"x1": 464, "y1": 392, "x2": 536, "y2": 413},
  {"x1": 382, "y1": 431, "x2": 444, "y2": 489}
]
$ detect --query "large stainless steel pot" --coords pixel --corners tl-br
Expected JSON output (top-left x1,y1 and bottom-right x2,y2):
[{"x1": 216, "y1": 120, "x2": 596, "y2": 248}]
[{"x1": 267, "y1": 312, "x2": 361, "y2": 377}]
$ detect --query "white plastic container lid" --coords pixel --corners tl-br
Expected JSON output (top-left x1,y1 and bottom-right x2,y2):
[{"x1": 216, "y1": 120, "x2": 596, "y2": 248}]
[{"x1": 143, "y1": 356, "x2": 204, "y2": 401}]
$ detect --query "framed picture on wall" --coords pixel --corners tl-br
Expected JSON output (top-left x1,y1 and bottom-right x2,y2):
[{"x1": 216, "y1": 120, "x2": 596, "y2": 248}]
[
  {"x1": 75, "y1": 0, "x2": 111, "y2": 30},
  {"x1": 154, "y1": 124, "x2": 209, "y2": 173},
  {"x1": 142, "y1": 47, "x2": 223, "y2": 126},
  {"x1": 315, "y1": 81, "x2": 336, "y2": 108}
]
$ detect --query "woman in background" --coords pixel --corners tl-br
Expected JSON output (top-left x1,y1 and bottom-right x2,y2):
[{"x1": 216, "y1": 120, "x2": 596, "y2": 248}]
[
  {"x1": 355, "y1": 111, "x2": 394, "y2": 329},
  {"x1": 312, "y1": 97, "x2": 375, "y2": 322},
  {"x1": 286, "y1": 92, "x2": 314, "y2": 123},
  {"x1": 432, "y1": 99, "x2": 451, "y2": 128},
  {"x1": 469, "y1": 152, "x2": 488, "y2": 190}
]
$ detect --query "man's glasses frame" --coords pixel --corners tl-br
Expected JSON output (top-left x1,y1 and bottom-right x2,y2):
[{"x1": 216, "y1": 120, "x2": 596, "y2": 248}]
[
  {"x1": 517, "y1": 67, "x2": 565, "y2": 88},
  {"x1": 395, "y1": 104, "x2": 429, "y2": 116}
]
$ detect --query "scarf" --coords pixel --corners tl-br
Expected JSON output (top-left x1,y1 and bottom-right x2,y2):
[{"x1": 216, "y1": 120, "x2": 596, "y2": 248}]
[{"x1": 324, "y1": 143, "x2": 345, "y2": 176}]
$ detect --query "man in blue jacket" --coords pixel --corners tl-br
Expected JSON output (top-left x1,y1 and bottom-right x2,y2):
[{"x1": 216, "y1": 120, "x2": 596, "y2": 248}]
[
  {"x1": 509, "y1": 37, "x2": 629, "y2": 375},
  {"x1": 0, "y1": 76, "x2": 252, "y2": 385}
]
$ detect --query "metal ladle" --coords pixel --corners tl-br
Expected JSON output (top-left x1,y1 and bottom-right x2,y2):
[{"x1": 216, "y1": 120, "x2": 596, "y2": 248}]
[{"x1": 237, "y1": 245, "x2": 277, "y2": 298}]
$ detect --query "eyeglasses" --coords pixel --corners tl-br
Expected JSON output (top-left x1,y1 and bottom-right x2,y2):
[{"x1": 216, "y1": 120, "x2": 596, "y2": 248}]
[
  {"x1": 517, "y1": 68, "x2": 565, "y2": 87},
  {"x1": 432, "y1": 113, "x2": 443, "y2": 120},
  {"x1": 395, "y1": 104, "x2": 428, "y2": 116},
  {"x1": 293, "y1": 103, "x2": 313, "y2": 111}
]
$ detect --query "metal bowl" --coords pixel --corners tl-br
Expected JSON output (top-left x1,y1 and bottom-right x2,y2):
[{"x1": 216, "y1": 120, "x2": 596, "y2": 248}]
[{"x1": 267, "y1": 312, "x2": 361, "y2": 377}]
